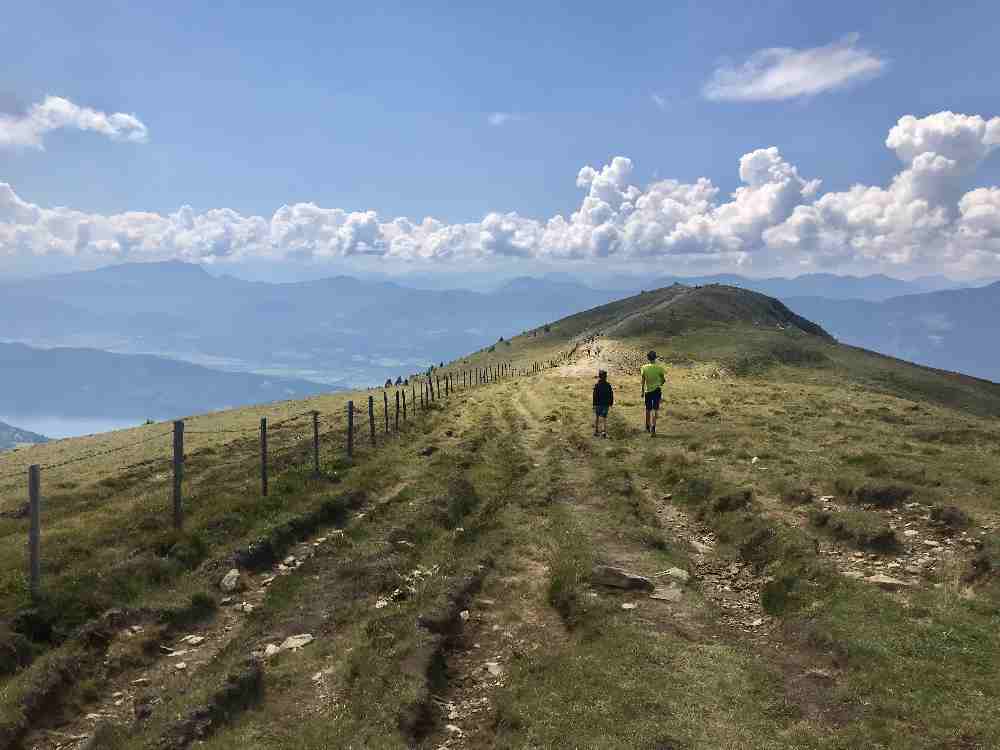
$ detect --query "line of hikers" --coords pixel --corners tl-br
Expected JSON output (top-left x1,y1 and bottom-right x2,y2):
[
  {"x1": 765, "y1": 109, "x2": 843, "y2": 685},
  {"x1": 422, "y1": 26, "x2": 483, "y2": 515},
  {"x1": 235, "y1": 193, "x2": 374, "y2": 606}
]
[{"x1": 592, "y1": 350, "x2": 665, "y2": 439}]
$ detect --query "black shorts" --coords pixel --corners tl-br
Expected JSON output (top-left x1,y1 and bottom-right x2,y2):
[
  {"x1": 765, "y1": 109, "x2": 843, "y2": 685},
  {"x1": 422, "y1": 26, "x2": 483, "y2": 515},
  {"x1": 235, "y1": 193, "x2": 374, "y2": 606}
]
[
  {"x1": 644, "y1": 388, "x2": 662, "y2": 411},
  {"x1": 594, "y1": 404, "x2": 609, "y2": 418}
]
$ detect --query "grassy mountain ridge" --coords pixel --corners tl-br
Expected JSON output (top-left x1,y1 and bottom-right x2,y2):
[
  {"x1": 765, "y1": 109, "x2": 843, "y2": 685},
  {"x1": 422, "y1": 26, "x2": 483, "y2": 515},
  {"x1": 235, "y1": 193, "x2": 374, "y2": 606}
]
[
  {"x1": 463, "y1": 283, "x2": 1000, "y2": 419},
  {"x1": 1, "y1": 283, "x2": 999, "y2": 749}
]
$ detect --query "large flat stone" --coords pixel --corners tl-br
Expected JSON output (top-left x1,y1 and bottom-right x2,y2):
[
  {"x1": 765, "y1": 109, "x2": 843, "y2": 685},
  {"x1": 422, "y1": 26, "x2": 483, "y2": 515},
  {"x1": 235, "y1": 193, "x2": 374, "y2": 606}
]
[{"x1": 591, "y1": 565, "x2": 655, "y2": 592}]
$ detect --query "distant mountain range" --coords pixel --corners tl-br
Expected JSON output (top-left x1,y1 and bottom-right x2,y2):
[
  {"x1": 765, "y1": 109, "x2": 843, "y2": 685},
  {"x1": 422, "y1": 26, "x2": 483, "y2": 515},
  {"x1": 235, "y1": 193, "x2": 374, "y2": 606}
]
[
  {"x1": 0, "y1": 420, "x2": 49, "y2": 452},
  {"x1": 2, "y1": 261, "x2": 998, "y2": 386},
  {"x1": 0, "y1": 262, "x2": 624, "y2": 387},
  {"x1": 0, "y1": 342, "x2": 332, "y2": 420},
  {"x1": 783, "y1": 283, "x2": 1000, "y2": 383}
]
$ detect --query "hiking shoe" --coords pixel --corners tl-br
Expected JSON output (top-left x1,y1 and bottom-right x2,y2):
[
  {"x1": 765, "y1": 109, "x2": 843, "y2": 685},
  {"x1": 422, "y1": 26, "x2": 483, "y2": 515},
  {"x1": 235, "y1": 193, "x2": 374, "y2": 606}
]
[{"x1": 602, "y1": 432, "x2": 608, "y2": 438}]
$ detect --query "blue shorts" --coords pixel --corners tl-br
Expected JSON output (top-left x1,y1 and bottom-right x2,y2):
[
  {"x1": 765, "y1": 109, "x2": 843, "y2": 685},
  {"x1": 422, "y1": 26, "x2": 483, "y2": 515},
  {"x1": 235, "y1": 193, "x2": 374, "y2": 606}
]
[
  {"x1": 594, "y1": 404, "x2": 609, "y2": 418},
  {"x1": 644, "y1": 388, "x2": 662, "y2": 411}
]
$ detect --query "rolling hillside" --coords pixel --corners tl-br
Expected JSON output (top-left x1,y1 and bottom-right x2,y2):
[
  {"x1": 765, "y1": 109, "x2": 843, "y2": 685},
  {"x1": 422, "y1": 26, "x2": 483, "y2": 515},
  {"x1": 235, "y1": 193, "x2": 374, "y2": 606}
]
[{"x1": 1, "y1": 284, "x2": 998, "y2": 750}]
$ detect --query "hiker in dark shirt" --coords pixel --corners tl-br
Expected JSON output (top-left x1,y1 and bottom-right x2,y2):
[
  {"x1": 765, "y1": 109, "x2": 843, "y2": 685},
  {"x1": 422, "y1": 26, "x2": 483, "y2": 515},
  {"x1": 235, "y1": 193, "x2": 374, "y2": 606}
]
[{"x1": 593, "y1": 369, "x2": 614, "y2": 438}]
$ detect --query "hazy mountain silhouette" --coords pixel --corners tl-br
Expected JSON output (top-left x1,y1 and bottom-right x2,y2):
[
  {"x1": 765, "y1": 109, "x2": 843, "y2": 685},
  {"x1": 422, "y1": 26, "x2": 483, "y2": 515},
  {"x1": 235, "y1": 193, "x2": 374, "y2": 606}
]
[
  {"x1": 0, "y1": 342, "x2": 331, "y2": 420},
  {"x1": 2, "y1": 261, "x2": 997, "y2": 386},
  {"x1": 0, "y1": 419, "x2": 49, "y2": 451},
  {"x1": 784, "y1": 282, "x2": 1000, "y2": 383}
]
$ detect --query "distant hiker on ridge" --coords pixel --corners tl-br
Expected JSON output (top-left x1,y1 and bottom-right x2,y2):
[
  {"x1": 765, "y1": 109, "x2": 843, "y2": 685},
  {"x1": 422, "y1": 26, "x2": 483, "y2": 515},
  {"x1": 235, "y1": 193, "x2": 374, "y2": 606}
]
[
  {"x1": 641, "y1": 350, "x2": 666, "y2": 436},
  {"x1": 592, "y1": 369, "x2": 613, "y2": 438}
]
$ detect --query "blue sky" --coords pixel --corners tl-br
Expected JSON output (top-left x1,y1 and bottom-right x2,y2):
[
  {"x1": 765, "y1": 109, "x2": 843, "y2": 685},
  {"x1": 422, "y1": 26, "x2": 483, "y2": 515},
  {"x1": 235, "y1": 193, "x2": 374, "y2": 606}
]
[{"x1": 3, "y1": 1, "x2": 1000, "y2": 279}]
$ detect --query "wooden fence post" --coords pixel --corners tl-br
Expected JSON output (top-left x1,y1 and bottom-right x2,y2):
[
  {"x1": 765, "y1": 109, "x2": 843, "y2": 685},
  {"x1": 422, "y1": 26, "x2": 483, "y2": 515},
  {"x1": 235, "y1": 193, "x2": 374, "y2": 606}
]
[
  {"x1": 260, "y1": 417, "x2": 268, "y2": 497},
  {"x1": 402, "y1": 389, "x2": 407, "y2": 421},
  {"x1": 368, "y1": 396, "x2": 376, "y2": 447},
  {"x1": 383, "y1": 391, "x2": 389, "y2": 434},
  {"x1": 347, "y1": 401, "x2": 354, "y2": 458},
  {"x1": 412, "y1": 385, "x2": 417, "y2": 412},
  {"x1": 173, "y1": 420, "x2": 184, "y2": 529},
  {"x1": 395, "y1": 391, "x2": 400, "y2": 431},
  {"x1": 312, "y1": 411, "x2": 320, "y2": 476},
  {"x1": 28, "y1": 465, "x2": 41, "y2": 601}
]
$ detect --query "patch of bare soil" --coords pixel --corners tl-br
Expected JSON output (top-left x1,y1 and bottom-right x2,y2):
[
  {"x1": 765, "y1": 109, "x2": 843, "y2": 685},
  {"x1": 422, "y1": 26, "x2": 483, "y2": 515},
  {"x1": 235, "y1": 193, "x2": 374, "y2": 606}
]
[
  {"x1": 422, "y1": 557, "x2": 567, "y2": 750},
  {"x1": 652, "y1": 499, "x2": 774, "y2": 639}
]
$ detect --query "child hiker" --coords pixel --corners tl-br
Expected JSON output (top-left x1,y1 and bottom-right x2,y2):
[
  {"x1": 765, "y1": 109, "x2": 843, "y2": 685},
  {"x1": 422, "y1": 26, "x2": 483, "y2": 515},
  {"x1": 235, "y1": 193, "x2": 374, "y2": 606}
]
[{"x1": 593, "y1": 369, "x2": 613, "y2": 438}]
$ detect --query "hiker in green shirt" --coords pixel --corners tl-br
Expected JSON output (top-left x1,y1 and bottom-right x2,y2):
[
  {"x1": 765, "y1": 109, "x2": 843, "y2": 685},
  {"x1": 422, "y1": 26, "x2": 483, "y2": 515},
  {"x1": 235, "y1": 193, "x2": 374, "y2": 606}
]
[{"x1": 640, "y1": 350, "x2": 666, "y2": 436}]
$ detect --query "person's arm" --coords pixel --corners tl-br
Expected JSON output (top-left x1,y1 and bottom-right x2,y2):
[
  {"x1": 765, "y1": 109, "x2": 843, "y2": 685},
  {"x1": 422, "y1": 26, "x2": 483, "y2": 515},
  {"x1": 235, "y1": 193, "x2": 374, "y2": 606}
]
[
  {"x1": 640, "y1": 370, "x2": 646, "y2": 397},
  {"x1": 609, "y1": 384, "x2": 614, "y2": 407},
  {"x1": 593, "y1": 384, "x2": 598, "y2": 406}
]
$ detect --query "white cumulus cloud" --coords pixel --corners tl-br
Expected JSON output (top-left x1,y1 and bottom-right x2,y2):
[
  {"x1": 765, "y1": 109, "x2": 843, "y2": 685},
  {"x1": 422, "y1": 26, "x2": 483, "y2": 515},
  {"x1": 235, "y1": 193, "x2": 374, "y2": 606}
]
[
  {"x1": 0, "y1": 96, "x2": 148, "y2": 149},
  {"x1": 3, "y1": 110, "x2": 1000, "y2": 278},
  {"x1": 704, "y1": 33, "x2": 886, "y2": 102}
]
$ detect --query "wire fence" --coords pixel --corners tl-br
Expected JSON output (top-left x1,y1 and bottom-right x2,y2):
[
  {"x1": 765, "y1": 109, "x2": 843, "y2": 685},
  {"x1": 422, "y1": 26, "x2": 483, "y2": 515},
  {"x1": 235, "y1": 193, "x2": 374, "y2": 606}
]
[{"x1": 1, "y1": 357, "x2": 553, "y2": 600}]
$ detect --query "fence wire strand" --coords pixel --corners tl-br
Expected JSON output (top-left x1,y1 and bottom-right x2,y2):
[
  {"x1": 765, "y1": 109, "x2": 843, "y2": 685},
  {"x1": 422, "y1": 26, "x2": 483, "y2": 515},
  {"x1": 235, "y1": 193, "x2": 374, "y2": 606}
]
[{"x1": 0, "y1": 363, "x2": 526, "y2": 498}]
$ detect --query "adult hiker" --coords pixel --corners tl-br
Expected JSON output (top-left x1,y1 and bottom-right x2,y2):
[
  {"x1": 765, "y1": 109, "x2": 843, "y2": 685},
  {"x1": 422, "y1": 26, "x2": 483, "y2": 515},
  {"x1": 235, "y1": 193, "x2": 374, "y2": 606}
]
[
  {"x1": 640, "y1": 350, "x2": 666, "y2": 436},
  {"x1": 592, "y1": 369, "x2": 614, "y2": 438}
]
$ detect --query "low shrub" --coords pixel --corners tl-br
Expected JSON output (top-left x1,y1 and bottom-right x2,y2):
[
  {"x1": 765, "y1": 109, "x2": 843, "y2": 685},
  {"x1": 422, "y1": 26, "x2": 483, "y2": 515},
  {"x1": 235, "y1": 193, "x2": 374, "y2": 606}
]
[
  {"x1": 810, "y1": 509, "x2": 899, "y2": 552},
  {"x1": 782, "y1": 488, "x2": 815, "y2": 505},
  {"x1": 929, "y1": 504, "x2": 971, "y2": 531},
  {"x1": 712, "y1": 490, "x2": 752, "y2": 513},
  {"x1": 853, "y1": 484, "x2": 913, "y2": 508}
]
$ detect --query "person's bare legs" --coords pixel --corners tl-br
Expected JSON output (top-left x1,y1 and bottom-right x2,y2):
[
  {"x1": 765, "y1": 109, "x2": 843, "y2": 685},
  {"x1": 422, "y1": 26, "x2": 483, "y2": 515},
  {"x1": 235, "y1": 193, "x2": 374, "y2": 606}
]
[
  {"x1": 650, "y1": 408, "x2": 658, "y2": 435},
  {"x1": 645, "y1": 408, "x2": 651, "y2": 432},
  {"x1": 594, "y1": 412, "x2": 600, "y2": 436}
]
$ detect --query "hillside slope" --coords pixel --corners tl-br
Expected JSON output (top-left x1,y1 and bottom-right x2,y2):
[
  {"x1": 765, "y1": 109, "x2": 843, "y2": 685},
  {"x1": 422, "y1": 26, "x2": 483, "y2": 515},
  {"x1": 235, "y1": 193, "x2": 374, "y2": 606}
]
[{"x1": 1, "y1": 283, "x2": 999, "y2": 750}]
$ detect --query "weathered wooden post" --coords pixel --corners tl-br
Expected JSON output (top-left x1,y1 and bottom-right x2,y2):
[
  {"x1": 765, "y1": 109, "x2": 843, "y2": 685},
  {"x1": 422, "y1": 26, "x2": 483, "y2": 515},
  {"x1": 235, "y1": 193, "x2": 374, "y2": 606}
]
[
  {"x1": 383, "y1": 391, "x2": 389, "y2": 434},
  {"x1": 395, "y1": 390, "x2": 400, "y2": 431},
  {"x1": 402, "y1": 389, "x2": 407, "y2": 421},
  {"x1": 347, "y1": 400, "x2": 354, "y2": 458},
  {"x1": 173, "y1": 420, "x2": 184, "y2": 529},
  {"x1": 312, "y1": 411, "x2": 320, "y2": 476},
  {"x1": 412, "y1": 384, "x2": 417, "y2": 412},
  {"x1": 28, "y1": 465, "x2": 40, "y2": 601},
  {"x1": 437, "y1": 376, "x2": 441, "y2": 399},
  {"x1": 368, "y1": 396, "x2": 376, "y2": 447},
  {"x1": 260, "y1": 417, "x2": 268, "y2": 497}
]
